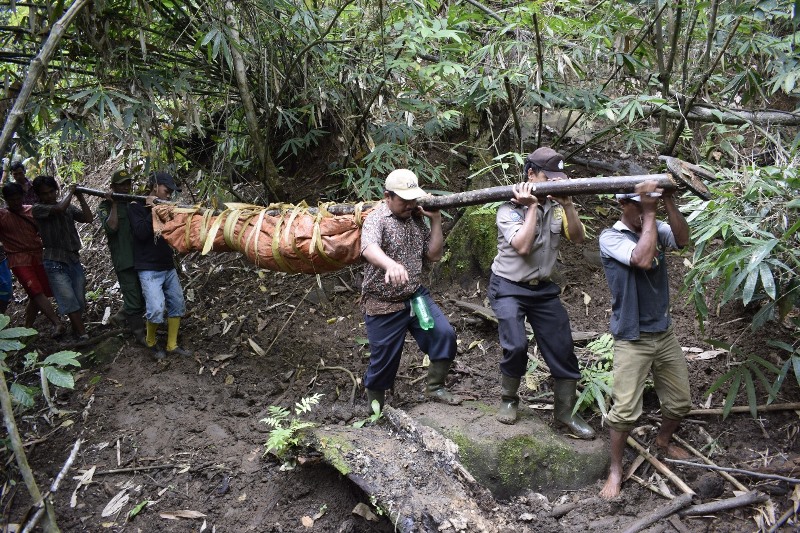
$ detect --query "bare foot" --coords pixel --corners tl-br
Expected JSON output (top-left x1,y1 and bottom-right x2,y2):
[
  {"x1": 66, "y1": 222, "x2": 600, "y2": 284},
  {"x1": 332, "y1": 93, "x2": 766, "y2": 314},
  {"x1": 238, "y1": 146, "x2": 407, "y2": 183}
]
[
  {"x1": 656, "y1": 442, "x2": 691, "y2": 460},
  {"x1": 51, "y1": 324, "x2": 67, "y2": 339},
  {"x1": 599, "y1": 471, "x2": 622, "y2": 499}
]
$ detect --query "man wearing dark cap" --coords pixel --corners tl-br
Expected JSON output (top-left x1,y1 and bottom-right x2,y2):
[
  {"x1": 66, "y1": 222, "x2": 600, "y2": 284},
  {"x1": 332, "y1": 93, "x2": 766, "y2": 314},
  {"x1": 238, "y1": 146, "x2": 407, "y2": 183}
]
[
  {"x1": 98, "y1": 170, "x2": 146, "y2": 345},
  {"x1": 598, "y1": 181, "x2": 691, "y2": 499},
  {"x1": 359, "y1": 168, "x2": 461, "y2": 412},
  {"x1": 488, "y1": 147, "x2": 595, "y2": 439},
  {"x1": 128, "y1": 171, "x2": 190, "y2": 360}
]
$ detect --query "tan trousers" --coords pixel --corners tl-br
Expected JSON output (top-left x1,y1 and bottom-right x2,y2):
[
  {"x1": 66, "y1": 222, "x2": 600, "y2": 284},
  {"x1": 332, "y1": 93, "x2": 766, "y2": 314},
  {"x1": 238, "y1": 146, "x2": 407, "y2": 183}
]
[{"x1": 606, "y1": 327, "x2": 691, "y2": 432}]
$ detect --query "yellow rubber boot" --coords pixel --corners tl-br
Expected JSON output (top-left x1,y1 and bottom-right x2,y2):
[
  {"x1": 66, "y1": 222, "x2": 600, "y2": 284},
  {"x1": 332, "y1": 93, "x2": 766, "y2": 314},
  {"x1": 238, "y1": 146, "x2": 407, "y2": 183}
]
[
  {"x1": 166, "y1": 317, "x2": 180, "y2": 352},
  {"x1": 166, "y1": 317, "x2": 192, "y2": 356},
  {"x1": 146, "y1": 321, "x2": 159, "y2": 348}
]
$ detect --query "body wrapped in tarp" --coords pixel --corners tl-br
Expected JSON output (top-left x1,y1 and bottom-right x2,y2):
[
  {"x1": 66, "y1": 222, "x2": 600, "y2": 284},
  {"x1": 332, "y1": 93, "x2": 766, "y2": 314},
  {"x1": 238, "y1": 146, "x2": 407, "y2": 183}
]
[{"x1": 151, "y1": 202, "x2": 373, "y2": 274}]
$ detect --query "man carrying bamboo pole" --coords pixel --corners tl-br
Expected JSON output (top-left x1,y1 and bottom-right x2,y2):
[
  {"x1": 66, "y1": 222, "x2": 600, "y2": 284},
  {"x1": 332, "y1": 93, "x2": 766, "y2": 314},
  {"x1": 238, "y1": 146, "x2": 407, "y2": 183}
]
[
  {"x1": 360, "y1": 169, "x2": 461, "y2": 411},
  {"x1": 488, "y1": 147, "x2": 594, "y2": 439},
  {"x1": 98, "y1": 170, "x2": 146, "y2": 346},
  {"x1": 598, "y1": 180, "x2": 692, "y2": 499},
  {"x1": 0, "y1": 182, "x2": 63, "y2": 336},
  {"x1": 32, "y1": 176, "x2": 93, "y2": 340},
  {"x1": 128, "y1": 172, "x2": 190, "y2": 360}
]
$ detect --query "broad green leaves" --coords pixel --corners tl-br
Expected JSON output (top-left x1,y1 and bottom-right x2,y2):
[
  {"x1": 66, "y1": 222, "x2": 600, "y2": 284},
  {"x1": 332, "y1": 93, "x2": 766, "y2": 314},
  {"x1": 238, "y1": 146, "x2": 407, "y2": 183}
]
[{"x1": 684, "y1": 162, "x2": 800, "y2": 332}]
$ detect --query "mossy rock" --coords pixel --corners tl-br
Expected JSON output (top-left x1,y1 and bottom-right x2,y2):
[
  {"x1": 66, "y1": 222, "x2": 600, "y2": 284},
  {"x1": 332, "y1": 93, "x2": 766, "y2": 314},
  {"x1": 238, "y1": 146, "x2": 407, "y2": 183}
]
[
  {"x1": 436, "y1": 205, "x2": 498, "y2": 286},
  {"x1": 407, "y1": 402, "x2": 608, "y2": 499}
]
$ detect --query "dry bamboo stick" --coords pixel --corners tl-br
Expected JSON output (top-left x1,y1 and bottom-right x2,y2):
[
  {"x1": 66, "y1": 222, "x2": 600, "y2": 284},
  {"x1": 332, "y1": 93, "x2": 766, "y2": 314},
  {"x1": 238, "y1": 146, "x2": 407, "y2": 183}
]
[
  {"x1": 678, "y1": 491, "x2": 769, "y2": 516},
  {"x1": 687, "y1": 402, "x2": 800, "y2": 416},
  {"x1": 664, "y1": 459, "x2": 800, "y2": 484},
  {"x1": 22, "y1": 438, "x2": 82, "y2": 533},
  {"x1": 671, "y1": 434, "x2": 748, "y2": 491},
  {"x1": 627, "y1": 437, "x2": 696, "y2": 495}
]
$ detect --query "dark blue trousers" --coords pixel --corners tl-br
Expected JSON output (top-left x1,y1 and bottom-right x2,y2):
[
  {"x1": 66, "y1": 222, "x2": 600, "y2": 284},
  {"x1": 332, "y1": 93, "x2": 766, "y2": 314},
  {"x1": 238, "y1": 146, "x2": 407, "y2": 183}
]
[
  {"x1": 488, "y1": 273, "x2": 581, "y2": 380},
  {"x1": 363, "y1": 287, "x2": 456, "y2": 391}
]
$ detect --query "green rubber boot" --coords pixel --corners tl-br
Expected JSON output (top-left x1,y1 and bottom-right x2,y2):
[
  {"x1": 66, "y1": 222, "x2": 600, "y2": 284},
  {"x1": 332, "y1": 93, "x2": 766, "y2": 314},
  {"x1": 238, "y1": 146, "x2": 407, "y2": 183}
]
[
  {"x1": 497, "y1": 374, "x2": 521, "y2": 425},
  {"x1": 425, "y1": 360, "x2": 462, "y2": 405},
  {"x1": 365, "y1": 389, "x2": 385, "y2": 414},
  {"x1": 553, "y1": 379, "x2": 595, "y2": 439}
]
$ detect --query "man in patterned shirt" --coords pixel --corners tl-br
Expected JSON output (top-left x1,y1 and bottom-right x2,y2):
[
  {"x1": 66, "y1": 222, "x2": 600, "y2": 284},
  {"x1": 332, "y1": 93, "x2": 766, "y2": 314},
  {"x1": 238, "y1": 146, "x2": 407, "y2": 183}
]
[
  {"x1": 32, "y1": 176, "x2": 93, "y2": 340},
  {"x1": 0, "y1": 182, "x2": 64, "y2": 336},
  {"x1": 360, "y1": 169, "x2": 461, "y2": 411},
  {"x1": 489, "y1": 147, "x2": 595, "y2": 439}
]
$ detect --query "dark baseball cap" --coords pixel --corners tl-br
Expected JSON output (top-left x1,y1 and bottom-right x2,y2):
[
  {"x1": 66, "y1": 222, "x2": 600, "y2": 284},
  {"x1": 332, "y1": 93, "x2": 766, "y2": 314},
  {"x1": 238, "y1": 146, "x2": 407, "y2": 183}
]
[
  {"x1": 111, "y1": 170, "x2": 133, "y2": 184},
  {"x1": 148, "y1": 171, "x2": 181, "y2": 192},
  {"x1": 527, "y1": 147, "x2": 568, "y2": 180}
]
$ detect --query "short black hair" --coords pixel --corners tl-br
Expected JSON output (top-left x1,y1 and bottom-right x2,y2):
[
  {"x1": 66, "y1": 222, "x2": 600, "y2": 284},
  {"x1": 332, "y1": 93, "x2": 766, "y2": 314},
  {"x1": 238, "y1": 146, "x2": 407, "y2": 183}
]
[
  {"x1": 2, "y1": 182, "x2": 23, "y2": 199},
  {"x1": 9, "y1": 161, "x2": 24, "y2": 172},
  {"x1": 523, "y1": 160, "x2": 541, "y2": 178},
  {"x1": 32, "y1": 175, "x2": 58, "y2": 194}
]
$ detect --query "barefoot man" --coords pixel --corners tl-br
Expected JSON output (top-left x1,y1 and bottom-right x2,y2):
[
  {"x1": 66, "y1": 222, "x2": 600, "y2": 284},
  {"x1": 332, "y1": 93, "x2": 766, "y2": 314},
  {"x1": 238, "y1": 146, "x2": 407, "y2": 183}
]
[{"x1": 598, "y1": 180, "x2": 692, "y2": 499}]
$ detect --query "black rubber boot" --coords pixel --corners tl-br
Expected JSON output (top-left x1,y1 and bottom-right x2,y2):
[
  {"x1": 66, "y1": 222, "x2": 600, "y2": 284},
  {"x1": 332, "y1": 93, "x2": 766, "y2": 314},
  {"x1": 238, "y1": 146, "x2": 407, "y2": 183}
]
[
  {"x1": 497, "y1": 374, "x2": 521, "y2": 425},
  {"x1": 366, "y1": 389, "x2": 385, "y2": 414},
  {"x1": 425, "y1": 360, "x2": 462, "y2": 405},
  {"x1": 127, "y1": 313, "x2": 148, "y2": 347},
  {"x1": 553, "y1": 379, "x2": 595, "y2": 439}
]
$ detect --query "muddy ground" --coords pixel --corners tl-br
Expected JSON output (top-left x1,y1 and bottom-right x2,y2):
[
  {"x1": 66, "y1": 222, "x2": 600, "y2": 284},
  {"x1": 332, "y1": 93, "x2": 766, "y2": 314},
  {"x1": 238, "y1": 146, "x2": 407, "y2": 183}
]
[{"x1": 2, "y1": 161, "x2": 799, "y2": 532}]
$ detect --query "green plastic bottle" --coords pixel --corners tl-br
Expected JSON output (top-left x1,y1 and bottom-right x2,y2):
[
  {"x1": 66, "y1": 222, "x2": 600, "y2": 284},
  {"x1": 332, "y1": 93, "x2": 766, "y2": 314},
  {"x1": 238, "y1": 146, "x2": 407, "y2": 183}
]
[{"x1": 411, "y1": 294, "x2": 434, "y2": 330}]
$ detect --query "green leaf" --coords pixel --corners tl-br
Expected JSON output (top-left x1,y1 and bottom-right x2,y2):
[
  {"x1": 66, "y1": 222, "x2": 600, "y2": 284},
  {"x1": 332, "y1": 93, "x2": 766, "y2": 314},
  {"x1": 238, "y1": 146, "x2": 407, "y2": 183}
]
[
  {"x1": 0, "y1": 339, "x2": 26, "y2": 352},
  {"x1": 742, "y1": 268, "x2": 759, "y2": 306},
  {"x1": 10, "y1": 382, "x2": 35, "y2": 407},
  {"x1": 127, "y1": 500, "x2": 149, "y2": 519},
  {"x1": 42, "y1": 366, "x2": 75, "y2": 389},
  {"x1": 43, "y1": 351, "x2": 81, "y2": 368},
  {"x1": 0, "y1": 315, "x2": 9, "y2": 330},
  {"x1": 722, "y1": 372, "x2": 742, "y2": 420},
  {"x1": 0, "y1": 326, "x2": 36, "y2": 339}
]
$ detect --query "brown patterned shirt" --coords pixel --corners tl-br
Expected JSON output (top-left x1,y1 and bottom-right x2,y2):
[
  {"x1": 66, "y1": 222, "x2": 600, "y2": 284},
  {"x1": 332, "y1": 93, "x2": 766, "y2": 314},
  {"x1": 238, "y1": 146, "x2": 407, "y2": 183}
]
[{"x1": 360, "y1": 201, "x2": 430, "y2": 315}]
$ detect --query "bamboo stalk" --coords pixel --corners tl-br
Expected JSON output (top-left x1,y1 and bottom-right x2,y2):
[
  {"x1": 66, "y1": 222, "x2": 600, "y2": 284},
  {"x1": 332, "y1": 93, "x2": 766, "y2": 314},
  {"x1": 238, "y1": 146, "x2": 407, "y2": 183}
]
[
  {"x1": 664, "y1": 459, "x2": 800, "y2": 484},
  {"x1": 687, "y1": 402, "x2": 800, "y2": 416},
  {"x1": 678, "y1": 491, "x2": 769, "y2": 517},
  {"x1": 671, "y1": 434, "x2": 748, "y2": 492},
  {"x1": 0, "y1": 372, "x2": 59, "y2": 532},
  {"x1": 0, "y1": 0, "x2": 90, "y2": 157}
]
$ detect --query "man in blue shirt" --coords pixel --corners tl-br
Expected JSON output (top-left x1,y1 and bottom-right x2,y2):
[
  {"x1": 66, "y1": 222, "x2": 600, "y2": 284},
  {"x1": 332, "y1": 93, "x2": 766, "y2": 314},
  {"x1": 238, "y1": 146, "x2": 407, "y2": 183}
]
[{"x1": 598, "y1": 180, "x2": 691, "y2": 499}]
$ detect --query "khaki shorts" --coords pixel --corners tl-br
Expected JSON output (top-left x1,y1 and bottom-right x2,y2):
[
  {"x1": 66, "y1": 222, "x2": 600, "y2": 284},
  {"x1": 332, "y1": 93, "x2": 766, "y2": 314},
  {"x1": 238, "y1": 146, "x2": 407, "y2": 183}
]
[{"x1": 606, "y1": 327, "x2": 691, "y2": 432}]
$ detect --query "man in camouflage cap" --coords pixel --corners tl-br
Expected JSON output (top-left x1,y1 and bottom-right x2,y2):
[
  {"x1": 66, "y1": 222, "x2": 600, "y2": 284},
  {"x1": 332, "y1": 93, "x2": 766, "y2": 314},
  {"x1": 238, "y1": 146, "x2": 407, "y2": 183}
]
[{"x1": 98, "y1": 170, "x2": 146, "y2": 345}]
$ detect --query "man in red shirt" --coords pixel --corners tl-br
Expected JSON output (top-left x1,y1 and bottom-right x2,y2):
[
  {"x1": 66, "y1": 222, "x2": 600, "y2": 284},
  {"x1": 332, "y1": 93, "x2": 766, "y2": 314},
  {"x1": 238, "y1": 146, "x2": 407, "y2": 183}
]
[{"x1": 0, "y1": 183, "x2": 64, "y2": 336}]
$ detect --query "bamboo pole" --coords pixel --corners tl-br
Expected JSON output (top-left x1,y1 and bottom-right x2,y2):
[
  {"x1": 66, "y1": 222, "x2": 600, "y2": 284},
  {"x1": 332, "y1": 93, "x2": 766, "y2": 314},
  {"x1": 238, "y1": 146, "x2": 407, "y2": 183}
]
[
  {"x1": 687, "y1": 402, "x2": 800, "y2": 416},
  {"x1": 76, "y1": 165, "x2": 703, "y2": 217}
]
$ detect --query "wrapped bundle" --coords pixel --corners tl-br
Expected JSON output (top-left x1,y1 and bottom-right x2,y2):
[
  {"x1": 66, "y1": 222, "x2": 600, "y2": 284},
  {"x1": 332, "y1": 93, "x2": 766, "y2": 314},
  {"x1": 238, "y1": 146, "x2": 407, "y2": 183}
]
[{"x1": 151, "y1": 202, "x2": 372, "y2": 274}]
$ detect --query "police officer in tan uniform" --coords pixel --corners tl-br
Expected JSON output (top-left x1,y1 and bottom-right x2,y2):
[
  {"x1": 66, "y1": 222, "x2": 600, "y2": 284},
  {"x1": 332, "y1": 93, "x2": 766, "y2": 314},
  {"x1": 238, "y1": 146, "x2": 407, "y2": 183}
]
[{"x1": 488, "y1": 147, "x2": 594, "y2": 439}]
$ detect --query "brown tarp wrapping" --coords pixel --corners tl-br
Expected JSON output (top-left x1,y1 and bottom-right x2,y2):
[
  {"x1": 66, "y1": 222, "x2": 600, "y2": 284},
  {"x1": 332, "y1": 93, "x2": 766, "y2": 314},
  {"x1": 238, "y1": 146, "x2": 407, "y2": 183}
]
[{"x1": 151, "y1": 202, "x2": 373, "y2": 274}]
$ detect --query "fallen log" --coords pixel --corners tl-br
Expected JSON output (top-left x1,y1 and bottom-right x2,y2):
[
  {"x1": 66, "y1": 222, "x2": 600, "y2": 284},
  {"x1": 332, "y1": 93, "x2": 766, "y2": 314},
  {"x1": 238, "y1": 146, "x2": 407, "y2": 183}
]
[{"x1": 310, "y1": 406, "x2": 498, "y2": 532}]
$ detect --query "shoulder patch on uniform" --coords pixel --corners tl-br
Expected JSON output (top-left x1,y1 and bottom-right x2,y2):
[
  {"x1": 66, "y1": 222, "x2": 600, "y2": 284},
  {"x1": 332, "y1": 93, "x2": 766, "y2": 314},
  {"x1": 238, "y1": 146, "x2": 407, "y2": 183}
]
[{"x1": 508, "y1": 210, "x2": 524, "y2": 222}]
